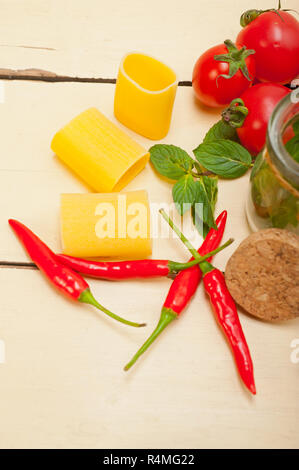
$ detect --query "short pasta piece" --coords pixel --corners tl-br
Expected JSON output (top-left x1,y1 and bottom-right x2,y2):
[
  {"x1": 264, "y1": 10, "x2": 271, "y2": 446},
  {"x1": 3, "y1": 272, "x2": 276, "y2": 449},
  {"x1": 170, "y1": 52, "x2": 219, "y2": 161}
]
[
  {"x1": 51, "y1": 108, "x2": 149, "y2": 192},
  {"x1": 60, "y1": 191, "x2": 152, "y2": 258}
]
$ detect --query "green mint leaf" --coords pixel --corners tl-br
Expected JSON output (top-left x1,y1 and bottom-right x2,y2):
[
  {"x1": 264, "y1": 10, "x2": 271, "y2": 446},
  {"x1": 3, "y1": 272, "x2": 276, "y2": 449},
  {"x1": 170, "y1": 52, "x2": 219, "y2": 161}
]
[
  {"x1": 191, "y1": 204, "x2": 201, "y2": 234},
  {"x1": 293, "y1": 120, "x2": 299, "y2": 135},
  {"x1": 251, "y1": 167, "x2": 280, "y2": 216},
  {"x1": 193, "y1": 139, "x2": 252, "y2": 178},
  {"x1": 192, "y1": 177, "x2": 217, "y2": 235},
  {"x1": 202, "y1": 175, "x2": 218, "y2": 214},
  {"x1": 270, "y1": 195, "x2": 298, "y2": 229},
  {"x1": 251, "y1": 165, "x2": 298, "y2": 229},
  {"x1": 250, "y1": 151, "x2": 264, "y2": 181},
  {"x1": 172, "y1": 174, "x2": 197, "y2": 215},
  {"x1": 285, "y1": 135, "x2": 299, "y2": 163},
  {"x1": 150, "y1": 144, "x2": 194, "y2": 180},
  {"x1": 203, "y1": 120, "x2": 239, "y2": 144},
  {"x1": 202, "y1": 223, "x2": 210, "y2": 238},
  {"x1": 201, "y1": 176, "x2": 218, "y2": 236}
]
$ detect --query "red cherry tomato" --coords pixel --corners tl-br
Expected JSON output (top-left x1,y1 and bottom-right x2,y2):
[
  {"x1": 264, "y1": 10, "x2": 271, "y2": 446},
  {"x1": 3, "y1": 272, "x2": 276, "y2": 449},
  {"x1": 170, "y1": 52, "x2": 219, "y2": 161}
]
[
  {"x1": 192, "y1": 42, "x2": 256, "y2": 108},
  {"x1": 237, "y1": 11, "x2": 299, "y2": 84},
  {"x1": 236, "y1": 83, "x2": 290, "y2": 155}
]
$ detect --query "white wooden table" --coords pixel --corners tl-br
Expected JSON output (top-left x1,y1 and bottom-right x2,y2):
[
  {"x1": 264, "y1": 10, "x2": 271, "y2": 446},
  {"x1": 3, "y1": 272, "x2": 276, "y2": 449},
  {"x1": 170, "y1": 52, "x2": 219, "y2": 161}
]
[{"x1": 0, "y1": 0, "x2": 298, "y2": 449}]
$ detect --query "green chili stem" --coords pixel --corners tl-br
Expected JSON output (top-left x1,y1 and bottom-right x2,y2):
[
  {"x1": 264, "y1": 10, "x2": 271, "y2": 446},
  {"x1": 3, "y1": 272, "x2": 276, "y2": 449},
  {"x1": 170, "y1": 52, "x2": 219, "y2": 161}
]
[
  {"x1": 79, "y1": 289, "x2": 146, "y2": 328},
  {"x1": 169, "y1": 239, "x2": 233, "y2": 273},
  {"x1": 124, "y1": 308, "x2": 177, "y2": 371},
  {"x1": 159, "y1": 209, "x2": 233, "y2": 261}
]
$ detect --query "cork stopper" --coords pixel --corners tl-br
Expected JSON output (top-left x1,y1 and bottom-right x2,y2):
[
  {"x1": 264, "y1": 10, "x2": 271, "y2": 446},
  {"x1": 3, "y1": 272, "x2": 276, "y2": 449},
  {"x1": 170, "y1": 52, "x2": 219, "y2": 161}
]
[{"x1": 225, "y1": 228, "x2": 299, "y2": 321}]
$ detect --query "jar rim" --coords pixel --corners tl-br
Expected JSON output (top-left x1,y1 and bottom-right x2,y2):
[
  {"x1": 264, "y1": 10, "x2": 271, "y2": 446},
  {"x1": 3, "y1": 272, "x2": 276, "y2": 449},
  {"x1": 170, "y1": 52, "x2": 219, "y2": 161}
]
[{"x1": 267, "y1": 92, "x2": 299, "y2": 190}]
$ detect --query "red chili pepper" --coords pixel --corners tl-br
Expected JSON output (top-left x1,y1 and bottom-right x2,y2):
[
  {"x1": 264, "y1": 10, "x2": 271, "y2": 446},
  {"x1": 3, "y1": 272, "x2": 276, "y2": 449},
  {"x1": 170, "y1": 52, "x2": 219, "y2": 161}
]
[
  {"x1": 124, "y1": 210, "x2": 227, "y2": 370},
  {"x1": 200, "y1": 261, "x2": 256, "y2": 395},
  {"x1": 8, "y1": 219, "x2": 145, "y2": 328},
  {"x1": 159, "y1": 211, "x2": 256, "y2": 395},
  {"x1": 163, "y1": 210, "x2": 227, "y2": 315},
  {"x1": 55, "y1": 255, "x2": 220, "y2": 280}
]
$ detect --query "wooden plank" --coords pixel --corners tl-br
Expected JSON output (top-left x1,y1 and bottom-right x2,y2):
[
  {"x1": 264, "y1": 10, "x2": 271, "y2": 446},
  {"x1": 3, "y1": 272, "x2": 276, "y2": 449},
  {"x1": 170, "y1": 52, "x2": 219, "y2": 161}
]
[
  {"x1": 0, "y1": 0, "x2": 298, "y2": 451},
  {"x1": 1, "y1": 81, "x2": 297, "y2": 449},
  {"x1": 1, "y1": 0, "x2": 297, "y2": 79},
  {"x1": 0, "y1": 80, "x2": 248, "y2": 264},
  {"x1": 0, "y1": 267, "x2": 298, "y2": 448}
]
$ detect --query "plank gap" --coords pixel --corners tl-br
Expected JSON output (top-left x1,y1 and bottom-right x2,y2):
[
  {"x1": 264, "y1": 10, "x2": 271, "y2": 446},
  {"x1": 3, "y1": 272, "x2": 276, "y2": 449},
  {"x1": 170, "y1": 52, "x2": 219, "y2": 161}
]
[
  {"x1": 0, "y1": 67, "x2": 192, "y2": 86},
  {"x1": 0, "y1": 261, "x2": 37, "y2": 270}
]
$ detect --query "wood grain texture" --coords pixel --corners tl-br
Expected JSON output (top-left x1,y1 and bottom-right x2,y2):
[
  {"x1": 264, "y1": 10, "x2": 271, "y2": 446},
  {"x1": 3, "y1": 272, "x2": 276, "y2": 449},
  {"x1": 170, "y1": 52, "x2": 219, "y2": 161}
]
[
  {"x1": 0, "y1": 268, "x2": 298, "y2": 449},
  {"x1": 0, "y1": 81, "x2": 248, "y2": 265},
  {"x1": 0, "y1": 0, "x2": 298, "y2": 79},
  {"x1": 0, "y1": 0, "x2": 298, "y2": 449},
  {"x1": 0, "y1": 68, "x2": 117, "y2": 83},
  {"x1": 0, "y1": 80, "x2": 298, "y2": 450}
]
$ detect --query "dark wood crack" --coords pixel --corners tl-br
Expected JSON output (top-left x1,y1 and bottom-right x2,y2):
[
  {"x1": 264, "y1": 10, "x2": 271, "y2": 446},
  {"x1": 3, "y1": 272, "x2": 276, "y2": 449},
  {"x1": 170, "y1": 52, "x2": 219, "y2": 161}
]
[
  {"x1": 0, "y1": 261, "x2": 37, "y2": 270},
  {"x1": 0, "y1": 67, "x2": 192, "y2": 85}
]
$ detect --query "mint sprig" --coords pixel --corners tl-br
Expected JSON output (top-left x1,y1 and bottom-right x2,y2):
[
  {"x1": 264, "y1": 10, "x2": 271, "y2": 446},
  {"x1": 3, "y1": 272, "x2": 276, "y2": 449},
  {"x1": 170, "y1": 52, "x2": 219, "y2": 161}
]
[
  {"x1": 172, "y1": 174, "x2": 198, "y2": 215},
  {"x1": 149, "y1": 144, "x2": 193, "y2": 180},
  {"x1": 193, "y1": 140, "x2": 252, "y2": 178},
  {"x1": 149, "y1": 109, "x2": 253, "y2": 235},
  {"x1": 193, "y1": 176, "x2": 218, "y2": 236},
  {"x1": 150, "y1": 144, "x2": 218, "y2": 234}
]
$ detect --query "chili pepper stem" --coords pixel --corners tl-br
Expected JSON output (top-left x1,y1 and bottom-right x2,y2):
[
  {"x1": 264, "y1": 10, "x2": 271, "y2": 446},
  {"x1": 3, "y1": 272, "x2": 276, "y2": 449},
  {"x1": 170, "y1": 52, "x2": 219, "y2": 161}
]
[
  {"x1": 79, "y1": 288, "x2": 146, "y2": 328},
  {"x1": 168, "y1": 258, "x2": 206, "y2": 273},
  {"x1": 168, "y1": 239, "x2": 233, "y2": 274},
  {"x1": 159, "y1": 209, "x2": 233, "y2": 260},
  {"x1": 124, "y1": 308, "x2": 177, "y2": 371},
  {"x1": 198, "y1": 260, "x2": 214, "y2": 275},
  {"x1": 159, "y1": 209, "x2": 199, "y2": 259}
]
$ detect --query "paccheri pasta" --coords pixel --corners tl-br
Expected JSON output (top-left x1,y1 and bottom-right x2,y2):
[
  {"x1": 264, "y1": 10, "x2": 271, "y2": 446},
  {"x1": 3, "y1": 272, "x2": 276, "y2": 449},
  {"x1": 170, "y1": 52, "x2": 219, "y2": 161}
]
[
  {"x1": 51, "y1": 108, "x2": 149, "y2": 192},
  {"x1": 60, "y1": 191, "x2": 152, "y2": 258},
  {"x1": 114, "y1": 53, "x2": 177, "y2": 140}
]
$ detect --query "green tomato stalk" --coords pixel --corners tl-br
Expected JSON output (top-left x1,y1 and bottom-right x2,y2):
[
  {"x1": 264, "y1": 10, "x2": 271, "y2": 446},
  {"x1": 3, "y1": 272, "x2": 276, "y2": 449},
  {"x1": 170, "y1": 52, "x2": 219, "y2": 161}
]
[{"x1": 240, "y1": 1, "x2": 298, "y2": 27}]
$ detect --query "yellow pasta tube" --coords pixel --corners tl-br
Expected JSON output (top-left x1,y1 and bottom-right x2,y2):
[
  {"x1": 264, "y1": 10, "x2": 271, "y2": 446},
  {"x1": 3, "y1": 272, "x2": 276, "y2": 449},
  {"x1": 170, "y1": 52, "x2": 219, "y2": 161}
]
[
  {"x1": 60, "y1": 190, "x2": 152, "y2": 258},
  {"x1": 51, "y1": 108, "x2": 149, "y2": 192},
  {"x1": 114, "y1": 53, "x2": 178, "y2": 140}
]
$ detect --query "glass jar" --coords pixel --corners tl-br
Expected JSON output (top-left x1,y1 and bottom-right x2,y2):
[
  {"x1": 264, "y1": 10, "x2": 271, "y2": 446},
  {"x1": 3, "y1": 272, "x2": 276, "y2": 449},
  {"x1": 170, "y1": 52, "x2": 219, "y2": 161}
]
[{"x1": 246, "y1": 92, "x2": 299, "y2": 234}]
